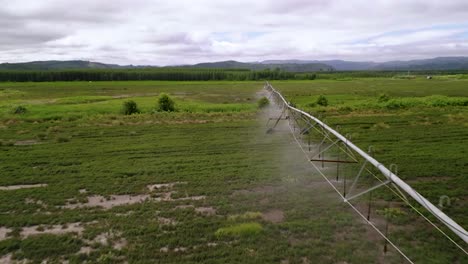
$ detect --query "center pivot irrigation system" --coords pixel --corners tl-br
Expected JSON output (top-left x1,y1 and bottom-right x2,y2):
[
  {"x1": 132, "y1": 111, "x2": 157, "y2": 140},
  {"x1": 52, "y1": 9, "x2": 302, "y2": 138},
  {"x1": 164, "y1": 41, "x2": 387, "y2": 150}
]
[{"x1": 264, "y1": 82, "x2": 467, "y2": 261}]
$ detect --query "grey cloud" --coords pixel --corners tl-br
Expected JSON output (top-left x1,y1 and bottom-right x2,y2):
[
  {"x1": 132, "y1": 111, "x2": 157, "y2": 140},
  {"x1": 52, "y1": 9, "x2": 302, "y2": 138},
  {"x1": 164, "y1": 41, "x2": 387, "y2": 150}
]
[
  {"x1": 1, "y1": 0, "x2": 468, "y2": 64},
  {"x1": 145, "y1": 32, "x2": 198, "y2": 45},
  {"x1": 0, "y1": 31, "x2": 65, "y2": 46}
]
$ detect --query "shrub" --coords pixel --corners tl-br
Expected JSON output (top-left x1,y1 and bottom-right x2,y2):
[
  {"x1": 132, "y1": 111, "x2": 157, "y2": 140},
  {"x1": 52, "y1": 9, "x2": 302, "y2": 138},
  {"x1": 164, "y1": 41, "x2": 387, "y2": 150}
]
[
  {"x1": 157, "y1": 93, "x2": 175, "y2": 112},
  {"x1": 257, "y1": 97, "x2": 269, "y2": 108},
  {"x1": 316, "y1": 95, "x2": 328, "y2": 106},
  {"x1": 12, "y1": 106, "x2": 27, "y2": 114},
  {"x1": 378, "y1": 93, "x2": 390, "y2": 103},
  {"x1": 122, "y1": 100, "x2": 140, "y2": 115}
]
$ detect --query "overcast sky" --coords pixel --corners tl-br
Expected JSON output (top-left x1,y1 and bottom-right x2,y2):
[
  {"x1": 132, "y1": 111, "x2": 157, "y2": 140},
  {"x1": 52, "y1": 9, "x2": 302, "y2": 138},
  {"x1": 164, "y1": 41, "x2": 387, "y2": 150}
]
[{"x1": 1, "y1": 0, "x2": 468, "y2": 65}]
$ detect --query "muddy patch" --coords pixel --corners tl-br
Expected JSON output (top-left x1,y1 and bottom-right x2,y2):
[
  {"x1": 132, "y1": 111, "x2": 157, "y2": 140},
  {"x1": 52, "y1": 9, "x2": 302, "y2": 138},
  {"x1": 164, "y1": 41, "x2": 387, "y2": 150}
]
[
  {"x1": 0, "y1": 184, "x2": 47, "y2": 191},
  {"x1": 262, "y1": 209, "x2": 285, "y2": 223},
  {"x1": 20, "y1": 222, "x2": 83, "y2": 238}
]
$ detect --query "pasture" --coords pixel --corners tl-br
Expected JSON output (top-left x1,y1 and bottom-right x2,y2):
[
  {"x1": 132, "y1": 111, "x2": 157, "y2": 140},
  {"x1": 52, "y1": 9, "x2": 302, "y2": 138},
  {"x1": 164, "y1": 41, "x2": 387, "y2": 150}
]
[{"x1": 0, "y1": 78, "x2": 466, "y2": 263}]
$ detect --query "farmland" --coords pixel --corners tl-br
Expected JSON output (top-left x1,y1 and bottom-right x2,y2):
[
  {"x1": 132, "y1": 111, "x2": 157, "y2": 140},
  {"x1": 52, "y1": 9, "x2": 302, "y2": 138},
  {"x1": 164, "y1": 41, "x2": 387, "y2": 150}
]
[
  {"x1": 270, "y1": 77, "x2": 468, "y2": 262},
  {"x1": 0, "y1": 78, "x2": 467, "y2": 263}
]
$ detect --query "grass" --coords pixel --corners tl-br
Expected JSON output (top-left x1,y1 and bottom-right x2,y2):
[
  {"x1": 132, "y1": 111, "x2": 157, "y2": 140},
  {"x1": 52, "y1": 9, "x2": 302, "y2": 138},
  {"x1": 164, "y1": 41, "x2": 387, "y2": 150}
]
[{"x1": 0, "y1": 78, "x2": 466, "y2": 263}]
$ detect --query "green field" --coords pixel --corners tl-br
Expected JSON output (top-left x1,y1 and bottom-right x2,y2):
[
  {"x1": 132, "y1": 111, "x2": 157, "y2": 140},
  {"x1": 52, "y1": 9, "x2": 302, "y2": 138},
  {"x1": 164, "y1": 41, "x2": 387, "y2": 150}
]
[{"x1": 0, "y1": 79, "x2": 467, "y2": 263}]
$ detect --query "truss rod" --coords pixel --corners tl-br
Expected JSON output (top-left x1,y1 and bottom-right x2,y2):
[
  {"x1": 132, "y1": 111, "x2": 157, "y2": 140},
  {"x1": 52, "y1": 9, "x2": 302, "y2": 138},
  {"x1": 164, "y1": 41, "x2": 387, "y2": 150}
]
[{"x1": 266, "y1": 82, "x2": 468, "y2": 244}]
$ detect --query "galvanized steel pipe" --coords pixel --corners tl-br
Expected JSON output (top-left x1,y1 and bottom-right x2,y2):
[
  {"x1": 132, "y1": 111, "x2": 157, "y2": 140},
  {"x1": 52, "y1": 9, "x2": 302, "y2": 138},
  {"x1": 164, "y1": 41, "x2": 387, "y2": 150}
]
[{"x1": 266, "y1": 82, "x2": 468, "y2": 244}]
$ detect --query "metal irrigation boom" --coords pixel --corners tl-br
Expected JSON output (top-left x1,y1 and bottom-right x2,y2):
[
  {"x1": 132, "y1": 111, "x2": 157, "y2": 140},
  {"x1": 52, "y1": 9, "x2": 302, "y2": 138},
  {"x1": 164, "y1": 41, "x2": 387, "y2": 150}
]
[{"x1": 265, "y1": 82, "x2": 468, "y2": 244}]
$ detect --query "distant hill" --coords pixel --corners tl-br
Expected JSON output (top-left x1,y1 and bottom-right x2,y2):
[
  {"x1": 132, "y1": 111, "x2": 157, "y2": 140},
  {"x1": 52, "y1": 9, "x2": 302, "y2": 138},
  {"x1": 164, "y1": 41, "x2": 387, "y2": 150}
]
[
  {"x1": 2, "y1": 57, "x2": 468, "y2": 71},
  {"x1": 372, "y1": 57, "x2": 468, "y2": 70},
  {"x1": 262, "y1": 57, "x2": 468, "y2": 71},
  {"x1": 187, "y1": 60, "x2": 334, "y2": 72},
  {"x1": 0, "y1": 60, "x2": 331, "y2": 72},
  {"x1": 0, "y1": 60, "x2": 124, "y2": 70},
  {"x1": 261, "y1": 59, "x2": 377, "y2": 70}
]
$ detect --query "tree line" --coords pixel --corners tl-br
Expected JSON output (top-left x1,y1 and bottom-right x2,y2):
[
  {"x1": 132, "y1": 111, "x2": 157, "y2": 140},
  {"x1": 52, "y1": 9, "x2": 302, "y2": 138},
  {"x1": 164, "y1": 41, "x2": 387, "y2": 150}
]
[{"x1": 0, "y1": 68, "x2": 300, "y2": 82}]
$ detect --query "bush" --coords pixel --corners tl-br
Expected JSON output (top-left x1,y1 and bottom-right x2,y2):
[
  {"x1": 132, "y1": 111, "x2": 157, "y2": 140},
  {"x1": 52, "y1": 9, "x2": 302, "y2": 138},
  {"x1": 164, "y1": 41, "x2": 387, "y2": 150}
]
[
  {"x1": 12, "y1": 106, "x2": 27, "y2": 114},
  {"x1": 385, "y1": 99, "x2": 406, "y2": 109},
  {"x1": 316, "y1": 95, "x2": 328, "y2": 106},
  {"x1": 257, "y1": 97, "x2": 269, "y2": 108},
  {"x1": 157, "y1": 93, "x2": 175, "y2": 112},
  {"x1": 122, "y1": 100, "x2": 140, "y2": 115},
  {"x1": 378, "y1": 93, "x2": 390, "y2": 103}
]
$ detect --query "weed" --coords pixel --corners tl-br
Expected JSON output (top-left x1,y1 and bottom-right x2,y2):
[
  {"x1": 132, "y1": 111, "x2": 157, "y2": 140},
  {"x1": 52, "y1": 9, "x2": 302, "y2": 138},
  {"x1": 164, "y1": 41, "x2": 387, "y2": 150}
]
[
  {"x1": 378, "y1": 93, "x2": 390, "y2": 103},
  {"x1": 215, "y1": 222, "x2": 263, "y2": 238},
  {"x1": 12, "y1": 106, "x2": 27, "y2": 114},
  {"x1": 16, "y1": 234, "x2": 82, "y2": 262},
  {"x1": 257, "y1": 97, "x2": 269, "y2": 108}
]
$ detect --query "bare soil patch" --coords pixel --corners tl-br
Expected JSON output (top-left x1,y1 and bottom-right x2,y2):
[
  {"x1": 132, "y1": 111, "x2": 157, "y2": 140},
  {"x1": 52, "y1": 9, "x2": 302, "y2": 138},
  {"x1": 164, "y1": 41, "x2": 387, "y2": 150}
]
[
  {"x1": 147, "y1": 181, "x2": 186, "y2": 191},
  {"x1": 62, "y1": 194, "x2": 150, "y2": 209},
  {"x1": 0, "y1": 254, "x2": 16, "y2": 264},
  {"x1": 20, "y1": 222, "x2": 83, "y2": 238},
  {"x1": 262, "y1": 209, "x2": 285, "y2": 223},
  {"x1": 158, "y1": 217, "x2": 177, "y2": 225},
  {"x1": 14, "y1": 140, "x2": 40, "y2": 146},
  {"x1": 195, "y1": 207, "x2": 216, "y2": 216},
  {"x1": 78, "y1": 247, "x2": 92, "y2": 255},
  {"x1": 0, "y1": 184, "x2": 47, "y2": 191},
  {"x1": 62, "y1": 192, "x2": 205, "y2": 210},
  {"x1": 0, "y1": 227, "x2": 12, "y2": 241}
]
